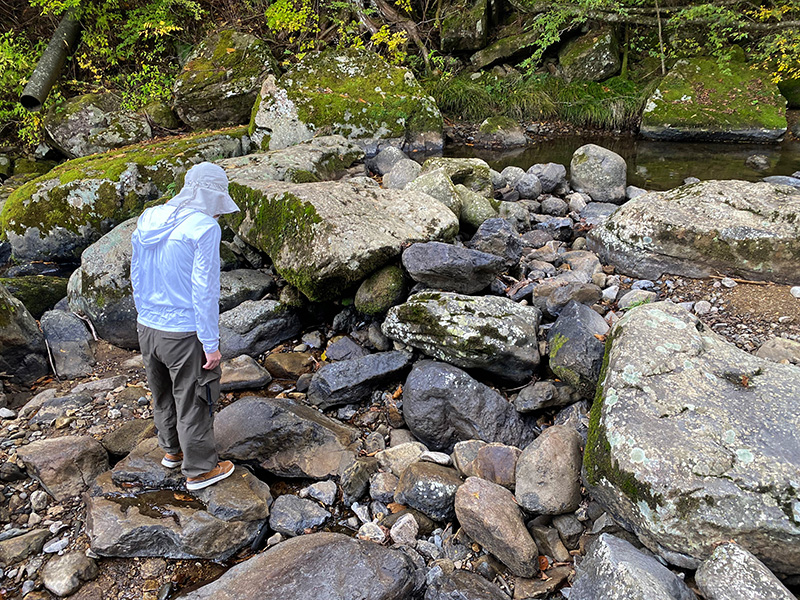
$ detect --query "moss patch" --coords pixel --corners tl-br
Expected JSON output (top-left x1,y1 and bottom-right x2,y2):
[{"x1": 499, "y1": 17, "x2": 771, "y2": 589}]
[{"x1": 0, "y1": 276, "x2": 68, "y2": 319}]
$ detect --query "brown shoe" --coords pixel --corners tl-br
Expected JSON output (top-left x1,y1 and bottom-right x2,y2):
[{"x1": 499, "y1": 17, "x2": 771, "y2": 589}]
[
  {"x1": 186, "y1": 461, "x2": 235, "y2": 491},
  {"x1": 161, "y1": 452, "x2": 183, "y2": 468}
]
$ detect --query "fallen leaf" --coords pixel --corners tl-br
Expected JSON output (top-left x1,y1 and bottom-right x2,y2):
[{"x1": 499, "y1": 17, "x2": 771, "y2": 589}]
[
  {"x1": 538, "y1": 555, "x2": 549, "y2": 571},
  {"x1": 226, "y1": 48, "x2": 236, "y2": 53},
  {"x1": 594, "y1": 334, "x2": 606, "y2": 342},
  {"x1": 392, "y1": 384, "x2": 403, "y2": 399}
]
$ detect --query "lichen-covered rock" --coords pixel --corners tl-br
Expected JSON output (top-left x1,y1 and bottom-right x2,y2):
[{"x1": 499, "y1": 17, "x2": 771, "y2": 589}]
[
  {"x1": 249, "y1": 48, "x2": 442, "y2": 154},
  {"x1": 585, "y1": 302, "x2": 800, "y2": 574},
  {"x1": 641, "y1": 58, "x2": 787, "y2": 142},
  {"x1": 394, "y1": 462, "x2": 463, "y2": 521},
  {"x1": 0, "y1": 128, "x2": 247, "y2": 263},
  {"x1": 0, "y1": 281, "x2": 49, "y2": 385},
  {"x1": 587, "y1": 180, "x2": 800, "y2": 284},
  {"x1": 225, "y1": 179, "x2": 458, "y2": 301},
  {"x1": 474, "y1": 116, "x2": 527, "y2": 148},
  {"x1": 383, "y1": 291, "x2": 540, "y2": 383},
  {"x1": 405, "y1": 169, "x2": 461, "y2": 218},
  {"x1": 458, "y1": 185, "x2": 498, "y2": 230},
  {"x1": 0, "y1": 275, "x2": 67, "y2": 319},
  {"x1": 422, "y1": 157, "x2": 493, "y2": 198},
  {"x1": 440, "y1": 0, "x2": 491, "y2": 52},
  {"x1": 173, "y1": 30, "x2": 278, "y2": 130},
  {"x1": 354, "y1": 264, "x2": 406, "y2": 315},
  {"x1": 67, "y1": 218, "x2": 138, "y2": 349},
  {"x1": 40, "y1": 310, "x2": 95, "y2": 379},
  {"x1": 558, "y1": 28, "x2": 620, "y2": 83},
  {"x1": 695, "y1": 542, "x2": 795, "y2": 600},
  {"x1": 470, "y1": 30, "x2": 540, "y2": 70},
  {"x1": 44, "y1": 93, "x2": 152, "y2": 159},
  {"x1": 570, "y1": 144, "x2": 626, "y2": 204}
]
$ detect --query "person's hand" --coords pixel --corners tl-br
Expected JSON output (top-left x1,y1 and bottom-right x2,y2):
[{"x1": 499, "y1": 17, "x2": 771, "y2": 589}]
[{"x1": 203, "y1": 350, "x2": 222, "y2": 370}]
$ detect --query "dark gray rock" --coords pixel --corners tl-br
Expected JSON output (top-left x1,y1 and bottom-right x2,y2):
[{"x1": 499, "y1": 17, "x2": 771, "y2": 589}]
[
  {"x1": 0, "y1": 281, "x2": 49, "y2": 385},
  {"x1": 383, "y1": 292, "x2": 541, "y2": 383},
  {"x1": 548, "y1": 301, "x2": 609, "y2": 397},
  {"x1": 402, "y1": 242, "x2": 506, "y2": 294},
  {"x1": 570, "y1": 534, "x2": 695, "y2": 600},
  {"x1": 695, "y1": 542, "x2": 794, "y2": 600},
  {"x1": 402, "y1": 360, "x2": 537, "y2": 452},
  {"x1": 181, "y1": 532, "x2": 421, "y2": 599},
  {"x1": 111, "y1": 437, "x2": 185, "y2": 490},
  {"x1": 500, "y1": 166, "x2": 525, "y2": 188},
  {"x1": 324, "y1": 336, "x2": 369, "y2": 361},
  {"x1": 552, "y1": 513, "x2": 584, "y2": 550},
  {"x1": 579, "y1": 202, "x2": 619, "y2": 227},
  {"x1": 763, "y1": 175, "x2": 800, "y2": 189},
  {"x1": 40, "y1": 310, "x2": 95, "y2": 379},
  {"x1": 368, "y1": 147, "x2": 409, "y2": 176},
  {"x1": 527, "y1": 163, "x2": 567, "y2": 194},
  {"x1": 466, "y1": 218, "x2": 522, "y2": 269},
  {"x1": 514, "y1": 380, "x2": 578, "y2": 413},
  {"x1": 570, "y1": 144, "x2": 626, "y2": 203},
  {"x1": 218, "y1": 300, "x2": 302, "y2": 359},
  {"x1": 394, "y1": 462, "x2": 462, "y2": 521},
  {"x1": 515, "y1": 173, "x2": 542, "y2": 199},
  {"x1": 307, "y1": 351, "x2": 413, "y2": 409},
  {"x1": 219, "y1": 269, "x2": 275, "y2": 312},
  {"x1": 424, "y1": 570, "x2": 510, "y2": 600},
  {"x1": 585, "y1": 302, "x2": 800, "y2": 573},
  {"x1": 216, "y1": 397, "x2": 359, "y2": 479},
  {"x1": 269, "y1": 494, "x2": 330, "y2": 536},
  {"x1": 339, "y1": 455, "x2": 379, "y2": 506},
  {"x1": 541, "y1": 196, "x2": 569, "y2": 217}
]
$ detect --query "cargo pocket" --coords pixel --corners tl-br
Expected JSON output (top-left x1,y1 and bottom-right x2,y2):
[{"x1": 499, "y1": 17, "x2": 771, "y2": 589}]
[{"x1": 196, "y1": 367, "x2": 221, "y2": 418}]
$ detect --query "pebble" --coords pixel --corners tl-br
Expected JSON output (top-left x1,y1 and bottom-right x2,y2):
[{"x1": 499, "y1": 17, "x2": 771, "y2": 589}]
[
  {"x1": 720, "y1": 277, "x2": 737, "y2": 288},
  {"x1": 351, "y1": 502, "x2": 371, "y2": 524},
  {"x1": 49, "y1": 521, "x2": 67, "y2": 535},
  {"x1": 43, "y1": 537, "x2": 69, "y2": 553},
  {"x1": 356, "y1": 522, "x2": 385, "y2": 543},
  {"x1": 305, "y1": 481, "x2": 338, "y2": 506},
  {"x1": 791, "y1": 286, "x2": 800, "y2": 299},
  {"x1": 390, "y1": 512, "x2": 419, "y2": 546},
  {"x1": 22, "y1": 580, "x2": 35, "y2": 595},
  {"x1": 694, "y1": 300, "x2": 713, "y2": 315},
  {"x1": 266, "y1": 533, "x2": 282, "y2": 547},
  {"x1": 419, "y1": 451, "x2": 451, "y2": 466},
  {"x1": 631, "y1": 280, "x2": 654, "y2": 290},
  {"x1": 0, "y1": 408, "x2": 16, "y2": 419}
]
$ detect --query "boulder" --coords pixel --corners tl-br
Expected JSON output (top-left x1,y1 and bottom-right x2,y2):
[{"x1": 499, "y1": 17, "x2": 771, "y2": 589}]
[
  {"x1": 405, "y1": 169, "x2": 461, "y2": 218},
  {"x1": 424, "y1": 569, "x2": 510, "y2": 600},
  {"x1": 473, "y1": 116, "x2": 527, "y2": 149},
  {"x1": 354, "y1": 264, "x2": 406, "y2": 315},
  {"x1": 86, "y1": 467, "x2": 271, "y2": 559},
  {"x1": 248, "y1": 48, "x2": 442, "y2": 154},
  {"x1": 215, "y1": 396, "x2": 359, "y2": 479},
  {"x1": 269, "y1": 494, "x2": 329, "y2": 536},
  {"x1": 458, "y1": 185, "x2": 498, "y2": 230},
  {"x1": 383, "y1": 291, "x2": 541, "y2": 383},
  {"x1": 218, "y1": 300, "x2": 302, "y2": 358},
  {"x1": 527, "y1": 163, "x2": 567, "y2": 194},
  {"x1": 570, "y1": 144, "x2": 626, "y2": 204},
  {"x1": 44, "y1": 93, "x2": 151, "y2": 159},
  {"x1": 641, "y1": 58, "x2": 787, "y2": 142},
  {"x1": 548, "y1": 301, "x2": 609, "y2": 397},
  {"x1": 558, "y1": 28, "x2": 620, "y2": 83},
  {"x1": 0, "y1": 128, "x2": 246, "y2": 263},
  {"x1": 173, "y1": 30, "x2": 278, "y2": 130},
  {"x1": 0, "y1": 281, "x2": 49, "y2": 385},
  {"x1": 220, "y1": 355, "x2": 272, "y2": 391},
  {"x1": 180, "y1": 532, "x2": 421, "y2": 599},
  {"x1": 402, "y1": 360, "x2": 537, "y2": 452},
  {"x1": 17, "y1": 436, "x2": 108, "y2": 501},
  {"x1": 570, "y1": 534, "x2": 695, "y2": 600},
  {"x1": 587, "y1": 180, "x2": 800, "y2": 284},
  {"x1": 67, "y1": 218, "x2": 138, "y2": 349},
  {"x1": 0, "y1": 275, "x2": 68, "y2": 318},
  {"x1": 469, "y1": 30, "x2": 540, "y2": 70},
  {"x1": 307, "y1": 351, "x2": 413, "y2": 409},
  {"x1": 40, "y1": 310, "x2": 95, "y2": 379},
  {"x1": 394, "y1": 462, "x2": 463, "y2": 521},
  {"x1": 466, "y1": 218, "x2": 523, "y2": 269},
  {"x1": 401, "y1": 241, "x2": 506, "y2": 294},
  {"x1": 695, "y1": 542, "x2": 794, "y2": 600},
  {"x1": 585, "y1": 302, "x2": 800, "y2": 573},
  {"x1": 440, "y1": 0, "x2": 491, "y2": 52},
  {"x1": 421, "y1": 157, "x2": 493, "y2": 198},
  {"x1": 454, "y1": 477, "x2": 539, "y2": 577},
  {"x1": 219, "y1": 269, "x2": 275, "y2": 312},
  {"x1": 225, "y1": 178, "x2": 458, "y2": 301},
  {"x1": 367, "y1": 147, "x2": 408, "y2": 176},
  {"x1": 383, "y1": 159, "x2": 422, "y2": 190}
]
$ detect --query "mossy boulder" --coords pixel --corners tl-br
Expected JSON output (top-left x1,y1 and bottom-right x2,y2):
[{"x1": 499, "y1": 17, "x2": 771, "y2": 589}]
[
  {"x1": 224, "y1": 179, "x2": 458, "y2": 302},
  {"x1": 173, "y1": 30, "x2": 278, "y2": 130},
  {"x1": 587, "y1": 180, "x2": 800, "y2": 284},
  {"x1": 585, "y1": 301, "x2": 800, "y2": 574},
  {"x1": 558, "y1": 28, "x2": 620, "y2": 83},
  {"x1": 778, "y1": 77, "x2": 800, "y2": 109},
  {"x1": 0, "y1": 275, "x2": 69, "y2": 319},
  {"x1": 470, "y1": 30, "x2": 540, "y2": 70},
  {"x1": 405, "y1": 169, "x2": 462, "y2": 218},
  {"x1": 421, "y1": 157, "x2": 493, "y2": 198},
  {"x1": 67, "y1": 218, "x2": 138, "y2": 349},
  {"x1": 0, "y1": 281, "x2": 49, "y2": 385},
  {"x1": 440, "y1": 0, "x2": 491, "y2": 53},
  {"x1": 354, "y1": 265, "x2": 406, "y2": 315},
  {"x1": 44, "y1": 92, "x2": 152, "y2": 159},
  {"x1": 0, "y1": 127, "x2": 247, "y2": 263},
  {"x1": 641, "y1": 58, "x2": 787, "y2": 142},
  {"x1": 457, "y1": 184, "x2": 497, "y2": 230},
  {"x1": 249, "y1": 47, "x2": 443, "y2": 154},
  {"x1": 474, "y1": 116, "x2": 526, "y2": 149},
  {"x1": 142, "y1": 101, "x2": 181, "y2": 129}
]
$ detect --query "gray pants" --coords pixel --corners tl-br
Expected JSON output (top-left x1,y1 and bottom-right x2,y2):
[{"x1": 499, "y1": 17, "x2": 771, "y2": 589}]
[{"x1": 138, "y1": 324, "x2": 221, "y2": 478}]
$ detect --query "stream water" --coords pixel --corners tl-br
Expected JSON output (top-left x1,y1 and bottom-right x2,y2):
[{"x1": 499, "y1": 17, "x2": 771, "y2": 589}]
[{"x1": 442, "y1": 132, "x2": 800, "y2": 191}]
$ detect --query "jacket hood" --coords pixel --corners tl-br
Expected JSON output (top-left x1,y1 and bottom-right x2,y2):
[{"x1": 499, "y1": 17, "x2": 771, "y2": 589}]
[{"x1": 134, "y1": 205, "x2": 196, "y2": 247}]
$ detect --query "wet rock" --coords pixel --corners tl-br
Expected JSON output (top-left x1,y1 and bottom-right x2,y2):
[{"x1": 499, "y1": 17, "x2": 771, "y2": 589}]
[
  {"x1": 585, "y1": 302, "x2": 800, "y2": 573},
  {"x1": 514, "y1": 380, "x2": 578, "y2": 413},
  {"x1": 570, "y1": 534, "x2": 694, "y2": 600},
  {"x1": 355, "y1": 265, "x2": 406, "y2": 316},
  {"x1": 384, "y1": 159, "x2": 422, "y2": 190},
  {"x1": 263, "y1": 351, "x2": 314, "y2": 378},
  {"x1": 405, "y1": 169, "x2": 462, "y2": 218},
  {"x1": 220, "y1": 355, "x2": 272, "y2": 391},
  {"x1": 384, "y1": 292, "x2": 540, "y2": 383},
  {"x1": 216, "y1": 397, "x2": 359, "y2": 479},
  {"x1": 695, "y1": 542, "x2": 794, "y2": 600},
  {"x1": 41, "y1": 552, "x2": 99, "y2": 597},
  {"x1": 376, "y1": 442, "x2": 428, "y2": 478},
  {"x1": 173, "y1": 30, "x2": 277, "y2": 130},
  {"x1": 454, "y1": 477, "x2": 539, "y2": 577},
  {"x1": 516, "y1": 425, "x2": 582, "y2": 515},
  {"x1": 0, "y1": 530, "x2": 50, "y2": 564},
  {"x1": 101, "y1": 419, "x2": 156, "y2": 459},
  {"x1": 269, "y1": 494, "x2": 329, "y2": 537},
  {"x1": 402, "y1": 361, "x2": 537, "y2": 452},
  {"x1": 218, "y1": 300, "x2": 302, "y2": 358},
  {"x1": 110, "y1": 437, "x2": 185, "y2": 490},
  {"x1": 425, "y1": 569, "x2": 510, "y2": 600},
  {"x1": 473, "y1": 443, "x2": 520, "y2": 490},
  {"x1": 0, "y1": 281, "x2": 49, "y2": 385},
  {"x1": 527, "y1": 163, "x2": 567, "y2": 194},
  {"x1": 570, "y1": 144, "x2": 626, "y2": 204},
  {"x1": 307, "y1": 351, "x2": 413, "y2": 409},
  {"x1": 40, "y1": 310, "x2": 95, "y2": 379},
  {"x1": 368, "y1": 147, "x2": 408, "y2": 176},
  {"x1": 17, "y1": 435, "x2": 108, "y2": 501},
  {"x1": 764, "y1": 175, "x2": 800, "y2": 189},
  {"x1": 466, "y1": 218, "x2": 523, "y2": 269},
  {"x1": 402, "y1": 242, "x2": 506, "y2": 294},
  {"x1": 548, "y1": 301, "x2": 609, "y2": 397},
  {"x1": 394, "y1": 462, "x2": 463, "y2": 521},
  {"x1": 219, "y1": 269, "x2": 275, "y2": 312},
  {"x1": 180, "y1": 532, "x2": 421, "y2": 599}
]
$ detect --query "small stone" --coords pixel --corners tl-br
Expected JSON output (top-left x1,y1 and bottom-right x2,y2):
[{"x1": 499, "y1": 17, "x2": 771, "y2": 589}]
[
  {"x1": 356, "y1": 522, "x2": 385, "y2": 543},
  {"x1": 790, "y1": 286, "x2": 800, "y2": 299},
  {"x1": 390, "y1": 513, "x2": 419, "y2": 546},
  {"x1": 266, "y1": 533, "x2": 282, "y2": 547},
  {"x1": 43, "y1": 537, "x2": 69, "y2": 554},
  {"x1": 694, "y1": 300, "x2": 713, "y2": 315},
  {"x1": 0, "y1": 408, "x2": 16, "y2": 419},
  {"x1": 41, "y1": 551, "x2": 98, "y2": 596},
  {"x1": 306, "y1": 481, "x2": 338, "y2": 506},
  {"x1": 352, "y1": 502, "x2": 371, "y2": 524},
  {"x1": 720, "y1": 277, "x2": 737, "y2": 288},
  {"x1": 419, "y1": 451, "x2": 451, "y2": 466}
]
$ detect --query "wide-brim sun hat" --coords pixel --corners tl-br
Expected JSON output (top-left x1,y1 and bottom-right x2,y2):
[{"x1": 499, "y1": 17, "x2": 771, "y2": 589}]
[{"x1": 166, "y1": 162, "x2": 240, "y2": 217}]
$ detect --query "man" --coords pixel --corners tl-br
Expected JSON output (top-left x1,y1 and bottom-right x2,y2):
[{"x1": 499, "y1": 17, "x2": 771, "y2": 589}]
[{"x1": 130, "y1": 162, "x2": 238, "y2": 491}]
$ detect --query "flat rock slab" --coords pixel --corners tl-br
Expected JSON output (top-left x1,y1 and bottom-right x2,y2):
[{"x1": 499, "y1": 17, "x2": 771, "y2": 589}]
[
  {"x1": 696, "y1": 542, "x2": 794, "y2": 600},
  {"x1": 227, "y1": 177, "x2": 458, "y2": 303},
  {"x1": 215, "y1": 396, "x2": 359, "y2": 479},
  {"x1": 220, "y1": 355, "x2": 272, "y2": 391},
  {"x1": 402, "y1": 242, "x2": 506, "y2": 294},
  {"x1": 383, "y1": 291, "x2": 541, "y2": 383},
  {"x1": 181, "y1": 532, "x2": 421, "y2": 599},
  {"x1": 588, "y1": 180, "x2": 800, "y2": 284},
  {"x1": 425, "y1": 570, "x2": 510, "y2": 600},
  {"x1": 585, "y1": 302, "x2": 800, "y2": 574},
  {"x1": 218, "y1": 300, "x2": 302, "y2": 359}
]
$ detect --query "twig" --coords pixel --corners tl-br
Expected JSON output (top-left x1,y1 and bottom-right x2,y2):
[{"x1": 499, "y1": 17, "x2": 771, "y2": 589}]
[
  {"x1": 44, "y1": 339, "x2": 60, "y2": 382},
  {"x1": 72, "y1": 311, "x2": 99, "y2": 341},
  {"x1": 709, "y1": 275, "x2": 775, "y2": 286}
]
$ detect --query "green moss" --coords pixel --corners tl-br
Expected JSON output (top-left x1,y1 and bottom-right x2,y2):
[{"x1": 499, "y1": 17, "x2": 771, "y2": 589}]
[
  {"x1": 289, "y1": 170, "x2": 320, "y2": 183},
  {"x1": 0, "y1": 276, "x2": 69, "y2": 319},
  {"x1": 479, "y1": 116, "x2": 518, "y2": 134},
  {"x1": 355, "y1": 264, "x2": 405, "y2": 315}
]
